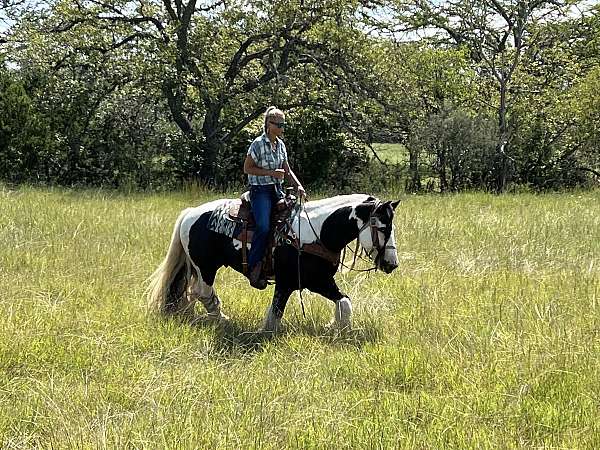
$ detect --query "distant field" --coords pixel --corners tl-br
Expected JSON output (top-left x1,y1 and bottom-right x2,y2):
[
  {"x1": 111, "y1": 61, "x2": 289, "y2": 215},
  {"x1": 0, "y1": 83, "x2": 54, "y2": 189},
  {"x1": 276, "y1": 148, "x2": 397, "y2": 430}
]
[
  {"x1": 1, "y1": 186, "x2": 599, "y2": 448},
  {"x1": 370, "y1": 143, "x2": 408, "y2": 164}
]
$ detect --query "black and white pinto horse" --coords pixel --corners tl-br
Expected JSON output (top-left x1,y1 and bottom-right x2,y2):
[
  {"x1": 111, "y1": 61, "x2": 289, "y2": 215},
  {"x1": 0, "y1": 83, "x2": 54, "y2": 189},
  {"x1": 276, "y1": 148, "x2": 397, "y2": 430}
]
[{"x1": 147, "y1": 194, "x2": 400, "y2": 332}]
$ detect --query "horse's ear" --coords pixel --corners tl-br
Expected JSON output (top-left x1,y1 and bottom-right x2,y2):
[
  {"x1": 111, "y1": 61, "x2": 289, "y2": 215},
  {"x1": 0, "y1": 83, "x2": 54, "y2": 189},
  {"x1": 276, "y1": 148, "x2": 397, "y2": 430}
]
[{"x1": 391, "y1": 200, "x2": 400, "y2": 210}]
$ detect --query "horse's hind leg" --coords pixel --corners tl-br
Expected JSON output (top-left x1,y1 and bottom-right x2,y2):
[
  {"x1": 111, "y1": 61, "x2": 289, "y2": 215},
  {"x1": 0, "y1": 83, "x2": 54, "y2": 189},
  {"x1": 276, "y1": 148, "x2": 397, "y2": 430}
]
[
  {"x1": 188, "y1": 268, "x2": 229, "y2": 322},
  {"x1": 165, "y1": 264, "x2": 194, "y2": 316}
]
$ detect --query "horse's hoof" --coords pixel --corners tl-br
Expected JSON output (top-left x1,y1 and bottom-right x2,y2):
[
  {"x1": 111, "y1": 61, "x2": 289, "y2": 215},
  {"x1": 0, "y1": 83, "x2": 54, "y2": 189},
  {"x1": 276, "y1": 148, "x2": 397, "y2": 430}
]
[
  {"x1": 326, "y1": 320, "x2": 352, "y2": 333},
  {"x1": 258, "y1": 325, "x2": 280, "y2": 335},
  {"x1": 258, "y1": 321, "x2": 282, "y2": 335},
  {"x1": 210, "y1": 312, "x2": 230, "y2": 322},
  {"x1": 191, "y1": 312, "x2": 229, "y2": 325}
]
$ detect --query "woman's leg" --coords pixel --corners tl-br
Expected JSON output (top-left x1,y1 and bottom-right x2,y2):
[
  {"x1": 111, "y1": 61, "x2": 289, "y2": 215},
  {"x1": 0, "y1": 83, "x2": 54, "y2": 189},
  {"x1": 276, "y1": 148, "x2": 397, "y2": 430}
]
[{"x1": 248, "y1": 185, "x2": 274, "y2": 271}]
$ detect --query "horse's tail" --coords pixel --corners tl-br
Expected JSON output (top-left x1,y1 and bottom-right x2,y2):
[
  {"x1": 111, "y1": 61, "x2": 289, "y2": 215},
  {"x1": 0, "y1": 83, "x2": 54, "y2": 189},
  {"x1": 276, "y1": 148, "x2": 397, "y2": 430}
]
[{"x1": 146, "y1": 208, "x2": 191, "y2": 314}]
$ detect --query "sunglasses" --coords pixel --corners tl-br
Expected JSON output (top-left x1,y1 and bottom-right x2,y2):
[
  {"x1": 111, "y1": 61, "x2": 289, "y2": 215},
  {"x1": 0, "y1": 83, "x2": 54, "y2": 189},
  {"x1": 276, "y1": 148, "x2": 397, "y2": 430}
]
[{"x1": 269, "y1": 120, "x2": 286, "y2": 128}]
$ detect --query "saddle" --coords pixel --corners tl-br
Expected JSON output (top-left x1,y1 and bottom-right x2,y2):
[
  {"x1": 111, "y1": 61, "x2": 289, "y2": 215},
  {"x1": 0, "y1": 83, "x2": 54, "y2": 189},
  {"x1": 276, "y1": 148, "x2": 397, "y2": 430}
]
[{"x1": 228, "y1": 188, "x2": 298, "y2": 279}]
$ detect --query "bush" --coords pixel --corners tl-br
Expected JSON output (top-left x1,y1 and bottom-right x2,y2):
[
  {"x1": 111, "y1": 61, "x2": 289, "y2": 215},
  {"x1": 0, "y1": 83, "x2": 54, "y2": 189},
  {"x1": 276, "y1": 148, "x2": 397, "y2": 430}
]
[
  {"x1": 216, "y1": 110, "x2": 375, "y2": 193},
  {"x1": 409, "y1": 106, "x2": 497, "y2": 192},
  {"x1": 0, "y1": 68, "x2": 54, "y2": 183},
  {"x1": 511, "y1": 117, "x2": 589, "y2": 190}
]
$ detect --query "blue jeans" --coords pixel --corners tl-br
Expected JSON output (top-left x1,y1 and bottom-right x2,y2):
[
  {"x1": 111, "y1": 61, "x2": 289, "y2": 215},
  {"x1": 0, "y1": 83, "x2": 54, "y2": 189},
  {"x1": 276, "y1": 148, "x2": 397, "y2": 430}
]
[{"x1": 248, "y1": 184, "x2": 283, "y2": 270}]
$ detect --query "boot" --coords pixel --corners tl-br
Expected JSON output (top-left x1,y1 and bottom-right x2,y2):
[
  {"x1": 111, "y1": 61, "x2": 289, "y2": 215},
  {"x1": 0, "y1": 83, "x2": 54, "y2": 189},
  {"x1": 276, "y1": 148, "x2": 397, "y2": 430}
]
[{"x1": 248, "y1": 263, "x2": 267, "y2": 290}]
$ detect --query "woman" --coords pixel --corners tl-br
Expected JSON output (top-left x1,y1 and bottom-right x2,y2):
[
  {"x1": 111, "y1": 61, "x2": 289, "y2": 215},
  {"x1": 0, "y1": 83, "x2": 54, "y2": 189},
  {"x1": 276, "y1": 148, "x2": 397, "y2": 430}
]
[{"x1": 243, "y1": 106, "x2": 306, "y2": 289}]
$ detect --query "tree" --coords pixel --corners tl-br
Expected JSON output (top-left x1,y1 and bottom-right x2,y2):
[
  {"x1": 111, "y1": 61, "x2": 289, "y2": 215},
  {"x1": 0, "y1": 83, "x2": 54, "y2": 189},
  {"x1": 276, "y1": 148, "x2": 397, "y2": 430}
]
[
  {"x1": 382, "y1": 0, "x2": 583, "y2": 191},
  {"x1": 8, "y1": 0, "x2": 385, "y2": 184},
  {"x1": 509, "y1": 5, "x2": 600, "y2": 187},
  {"x1": 0, "y1": 63, "x2": 52, "y2": 182}
]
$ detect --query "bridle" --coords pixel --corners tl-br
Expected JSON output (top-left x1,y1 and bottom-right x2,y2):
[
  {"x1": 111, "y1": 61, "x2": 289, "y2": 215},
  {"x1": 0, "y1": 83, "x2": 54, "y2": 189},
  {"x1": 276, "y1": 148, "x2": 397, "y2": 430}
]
[
  {"x1": 341, "y1": 201, "x2": 397, "y2": 273},
  {"x1": 288, "y1": 197, "x2": 396, "y2": 273},
  {"x1": 291, "y1": 197, "x2": 396, "y2": 317}
]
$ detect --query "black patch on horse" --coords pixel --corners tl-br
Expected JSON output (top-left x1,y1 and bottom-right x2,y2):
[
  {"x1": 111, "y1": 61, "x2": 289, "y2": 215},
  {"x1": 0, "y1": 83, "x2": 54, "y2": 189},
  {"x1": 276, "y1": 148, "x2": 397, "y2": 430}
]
[{"x1": 319, "y1": 206, "x2": 358, "y2": 252}]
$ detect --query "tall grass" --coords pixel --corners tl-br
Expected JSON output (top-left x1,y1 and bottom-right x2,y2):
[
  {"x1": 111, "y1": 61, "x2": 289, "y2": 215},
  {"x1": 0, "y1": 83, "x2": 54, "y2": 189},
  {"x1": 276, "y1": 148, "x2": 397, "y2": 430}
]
[{"x1": 1, "y1": 185, "x2": 599, "y2": 448}]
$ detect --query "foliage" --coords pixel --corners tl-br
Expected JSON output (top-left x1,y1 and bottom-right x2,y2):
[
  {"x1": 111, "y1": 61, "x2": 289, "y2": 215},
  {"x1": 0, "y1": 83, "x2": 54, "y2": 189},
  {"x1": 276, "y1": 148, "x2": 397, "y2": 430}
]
[
  {"x1": 284, "y1": 111, "x2": 368, "y2": 192},
  {"x1": 215, "y1": 110, "x2": 379, "y2": 193},
  {"x1": 0, "y1": 65, "x2": 53, "y2": 183},
  {"x1": 572, "y1": 67, "x2": 600, "y2": 174},
  {"x1": 508, "y1": 8, "x2": 600, "y2": 190},
  {"x1": 411, "y1": 105, "x2": 497, "y2": 192},
  {"x1": 384, "y1": 0, "x2": 592, "y2": 192},
  {"x1": 0, "y1": 1, "x2": 598, "y2": 191}
]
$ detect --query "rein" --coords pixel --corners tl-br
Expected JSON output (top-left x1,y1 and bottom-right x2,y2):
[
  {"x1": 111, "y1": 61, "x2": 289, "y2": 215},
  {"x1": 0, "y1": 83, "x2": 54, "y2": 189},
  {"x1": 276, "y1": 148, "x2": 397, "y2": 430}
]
[
  {"x1": 339, "y1": 201, "x2": 390, "y2": 273},
  {"x1": 359, "y1": 208, "x2": 397, "y2": 271},
  {"x1": 298, "y1": 199, "x2": 396, "y2": 274},
  {"x1": 291, "y1": 196, "x2": 396, "y2": 318},
  {"x1": 339, "y1": 239, "x2": 376, "y2": 273},
  {"x1": 296, "y1": 196, "x2": 306, "y2": 318}
]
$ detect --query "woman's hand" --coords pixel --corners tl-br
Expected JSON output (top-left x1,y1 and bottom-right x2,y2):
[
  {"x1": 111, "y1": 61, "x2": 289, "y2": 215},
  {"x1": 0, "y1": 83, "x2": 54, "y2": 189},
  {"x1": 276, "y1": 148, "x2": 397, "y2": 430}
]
[
  {"x1": 297, "y1": 185, "x2": 307, "y2": 199},
  {"x1": 272, "y1": 168, "x2": 285, "y2": 180}
]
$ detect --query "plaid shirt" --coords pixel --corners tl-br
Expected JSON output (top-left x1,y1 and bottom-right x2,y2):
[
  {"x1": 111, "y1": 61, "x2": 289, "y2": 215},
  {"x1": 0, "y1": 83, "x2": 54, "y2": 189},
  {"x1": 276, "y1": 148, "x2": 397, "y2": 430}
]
[{"x1": 247, "y1": 133, "x2": 288, "y2": 186}]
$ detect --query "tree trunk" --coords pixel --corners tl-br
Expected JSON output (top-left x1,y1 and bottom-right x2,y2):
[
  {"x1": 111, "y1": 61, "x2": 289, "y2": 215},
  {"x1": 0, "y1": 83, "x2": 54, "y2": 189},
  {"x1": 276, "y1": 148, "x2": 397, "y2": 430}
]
[
  {"x1": 438, "y1": 145, "x2": 448, "y2": 193},
  {"x1": 407, "y1": 146, "x2": 421, "y2": 193},
  {"x1": 494, "y1": 151, "x2": 509, "y2": 193},
  {"x1": 494, "y1": 77, "x2": 510, "y2": 193},
  {"x1": 198, "y1": 105, "x2": 224, "y2": 184}
]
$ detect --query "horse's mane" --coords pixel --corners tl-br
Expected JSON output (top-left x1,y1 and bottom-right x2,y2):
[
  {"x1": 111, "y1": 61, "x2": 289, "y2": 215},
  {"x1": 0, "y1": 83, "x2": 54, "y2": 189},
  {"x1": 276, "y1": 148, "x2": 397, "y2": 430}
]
[
  {"x1": 303, "y1": 194, "x2": 374, "y2": 216},
  {"x1": 292, "y1": 194, "x2": 375, "y2": 245}
]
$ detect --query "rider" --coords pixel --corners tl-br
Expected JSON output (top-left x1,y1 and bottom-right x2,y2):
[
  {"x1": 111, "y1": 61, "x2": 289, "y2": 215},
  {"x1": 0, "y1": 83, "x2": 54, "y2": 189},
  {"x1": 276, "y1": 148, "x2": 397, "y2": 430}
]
[{"x1": 243, "y1": 106, "x2": 306, "y2": 289}]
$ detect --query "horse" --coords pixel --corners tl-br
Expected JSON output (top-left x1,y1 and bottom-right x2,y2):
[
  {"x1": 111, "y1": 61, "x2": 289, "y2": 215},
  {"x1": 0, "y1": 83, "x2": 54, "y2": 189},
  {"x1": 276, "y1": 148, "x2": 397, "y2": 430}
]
[{"x1": 147, "y1": 193, "x2": 400, "y2": 332}]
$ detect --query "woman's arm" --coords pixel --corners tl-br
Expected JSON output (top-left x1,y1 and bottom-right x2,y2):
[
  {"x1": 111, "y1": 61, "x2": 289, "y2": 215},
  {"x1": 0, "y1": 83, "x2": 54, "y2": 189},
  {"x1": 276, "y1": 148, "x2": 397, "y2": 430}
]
[
  {"x1": 244, "y1": 154, "x2": 284, "y2": 179},
  {"x1": 283, "y1": 160, "x2": 306, "y2": 198}
]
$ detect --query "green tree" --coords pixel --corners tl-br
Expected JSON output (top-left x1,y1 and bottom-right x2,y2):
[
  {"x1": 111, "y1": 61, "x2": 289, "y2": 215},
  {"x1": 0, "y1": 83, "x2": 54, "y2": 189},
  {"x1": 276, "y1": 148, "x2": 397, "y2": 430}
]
[
  {"x1": 383, "y1": 0, "x2": 584, "y2": 191},
  {"x1": 0, "y1": 64, "x2": 52, "y2": 182},
  {"x1": 10, "y1": 0, "x2": 383, "y2": 184},
  {"x1": 510, "y1": 5, "x2": 600, "y2": 188}
]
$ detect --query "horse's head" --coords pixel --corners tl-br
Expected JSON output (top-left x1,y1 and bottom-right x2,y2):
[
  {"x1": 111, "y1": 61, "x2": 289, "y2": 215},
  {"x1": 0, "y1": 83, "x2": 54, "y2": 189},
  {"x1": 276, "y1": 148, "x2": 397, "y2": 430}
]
[{"x1": 353, "y1": 198, "x2": 400, "y2": 274}]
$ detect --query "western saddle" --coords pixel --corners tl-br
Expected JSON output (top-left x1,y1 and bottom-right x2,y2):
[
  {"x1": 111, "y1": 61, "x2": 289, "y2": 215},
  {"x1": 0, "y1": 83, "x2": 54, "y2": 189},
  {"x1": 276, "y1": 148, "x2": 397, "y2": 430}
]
[
  {"x1": 227, "y1": 188, "x2": 341, "y2": 282},
  {"x1": 227, "y1": 187, "x2": 298, "y2": 280}
]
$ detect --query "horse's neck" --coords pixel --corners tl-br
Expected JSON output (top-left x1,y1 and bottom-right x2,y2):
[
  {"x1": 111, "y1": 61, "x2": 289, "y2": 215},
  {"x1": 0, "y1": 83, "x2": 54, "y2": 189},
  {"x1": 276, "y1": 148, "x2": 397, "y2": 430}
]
[{"x1": 293, "y1": 194, "x2": 370, "y2": 250}]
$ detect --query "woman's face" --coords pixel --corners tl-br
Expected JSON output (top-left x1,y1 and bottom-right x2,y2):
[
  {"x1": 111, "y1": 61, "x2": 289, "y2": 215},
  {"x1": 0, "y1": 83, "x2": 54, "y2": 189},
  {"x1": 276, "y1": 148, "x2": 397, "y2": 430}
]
[{"x1": 267, "y1": 113, "x2": 285, "y2": 137}]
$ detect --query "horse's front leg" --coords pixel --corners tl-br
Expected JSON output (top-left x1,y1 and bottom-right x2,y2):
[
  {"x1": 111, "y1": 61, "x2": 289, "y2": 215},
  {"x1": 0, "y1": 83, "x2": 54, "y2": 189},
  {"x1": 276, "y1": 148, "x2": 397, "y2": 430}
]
[
  {"x1": 311, "y1": 278, "x2": 352, "y2": 329},
  {"x1": 261, "y1": 286, "x2": 293, "y2": 333},
  {"x1": 332, "y1": 297, "x2": 353, "y2": 329}
]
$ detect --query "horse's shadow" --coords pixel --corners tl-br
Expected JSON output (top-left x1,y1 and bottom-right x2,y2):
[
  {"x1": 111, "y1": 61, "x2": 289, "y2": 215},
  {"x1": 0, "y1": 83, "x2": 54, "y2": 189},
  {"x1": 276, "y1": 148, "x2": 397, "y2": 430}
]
[{"x1": 183, "y1": 313, "x2": 383, "y2": 356}]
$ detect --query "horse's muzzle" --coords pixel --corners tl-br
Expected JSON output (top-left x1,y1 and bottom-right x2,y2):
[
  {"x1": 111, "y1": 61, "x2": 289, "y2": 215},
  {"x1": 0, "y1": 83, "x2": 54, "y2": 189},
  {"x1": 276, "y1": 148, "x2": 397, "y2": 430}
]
[{"x1": 379, "y1": 260, "x2": 398, "y2": 274}]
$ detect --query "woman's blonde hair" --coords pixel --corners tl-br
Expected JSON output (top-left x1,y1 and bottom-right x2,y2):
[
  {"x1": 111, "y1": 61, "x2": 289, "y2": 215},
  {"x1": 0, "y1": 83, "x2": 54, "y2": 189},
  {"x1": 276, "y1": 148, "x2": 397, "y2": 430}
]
[{"x1": 264, "y1": 106, "x2": 284, "y2": 133}]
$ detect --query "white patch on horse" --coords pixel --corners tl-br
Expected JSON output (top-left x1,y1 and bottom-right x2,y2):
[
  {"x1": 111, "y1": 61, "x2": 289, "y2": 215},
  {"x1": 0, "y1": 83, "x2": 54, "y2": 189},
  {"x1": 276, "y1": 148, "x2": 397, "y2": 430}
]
[
  {"x1": 350, "y1": 208, "x2": 372, "y2": 251},
  {"x1": 176, "y1": 200, "x2": 232, "y2": 321},
  {"x1": 384, "y1": 230, "x2": 399, "y2": 267},
  {"x1": 261, "y1": 305, "x2": 281, "y2": 333},
  {"x1": 292, "y1": 194, "x2": 372, "y2": 245},
  {"x1": 232, "y1": 239, "x2": 243, "y2": 251},
  {"x1": 179, "y1": 198, "x2": 232, "y2": 253},
  {"x1": 179, "y1": 198, "x2": 232, "y2": 312},
  {"x1": 333, "y1": 297, "x2": 352, "y2": 327}
]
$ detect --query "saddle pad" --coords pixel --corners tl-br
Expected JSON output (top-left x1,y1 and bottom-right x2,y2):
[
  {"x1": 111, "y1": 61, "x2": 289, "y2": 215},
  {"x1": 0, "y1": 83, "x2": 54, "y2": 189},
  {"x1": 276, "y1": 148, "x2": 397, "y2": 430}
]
[
  {"x1": 207, "y1": 200, "x2": 242, "y2": 239},
  {"x1": 207, "y1": 199, "x2": 301, "y2": 245}
]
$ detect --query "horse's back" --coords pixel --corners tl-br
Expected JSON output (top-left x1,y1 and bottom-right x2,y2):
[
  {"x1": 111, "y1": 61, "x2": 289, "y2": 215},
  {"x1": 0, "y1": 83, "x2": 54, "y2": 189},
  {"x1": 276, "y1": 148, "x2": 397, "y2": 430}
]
[{"x1": 179, "y1": 198, "x2": 234, "y2": 248}]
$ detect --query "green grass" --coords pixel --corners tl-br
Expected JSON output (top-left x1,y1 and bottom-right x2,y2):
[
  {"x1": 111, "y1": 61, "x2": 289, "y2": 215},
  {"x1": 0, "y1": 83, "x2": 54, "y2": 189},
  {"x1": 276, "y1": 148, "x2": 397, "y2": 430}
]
[
  {"x1": 1, "y1": 185, "x2": 599, "y2": 448},
  {"x1": 370, "y1": 143, "x2": 407, "y2": 164}
]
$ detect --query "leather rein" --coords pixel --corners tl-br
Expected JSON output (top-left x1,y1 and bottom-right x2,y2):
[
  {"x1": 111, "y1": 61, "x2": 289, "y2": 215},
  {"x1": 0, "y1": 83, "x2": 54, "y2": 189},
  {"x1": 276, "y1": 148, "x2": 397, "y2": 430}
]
[
  {"x1": 340, "y1": 202, "x2": 397, "y2": 273},
  {"x1": 285, "y1": 198, "x2": 396, "y2": 318},
  {"x1": 290, "y1": 200, "x2": 396, "y2": 273}
]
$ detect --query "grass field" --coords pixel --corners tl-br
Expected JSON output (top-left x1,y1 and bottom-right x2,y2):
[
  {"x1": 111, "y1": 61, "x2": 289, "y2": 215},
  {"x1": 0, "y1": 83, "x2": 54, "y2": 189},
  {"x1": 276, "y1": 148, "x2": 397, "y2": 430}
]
[
  {"x1": 1, "y1": 185, "x2": 599, "y2": 448},
  {"x1": 370, "y1": 143, "x2": 407, "y2": 164}
]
